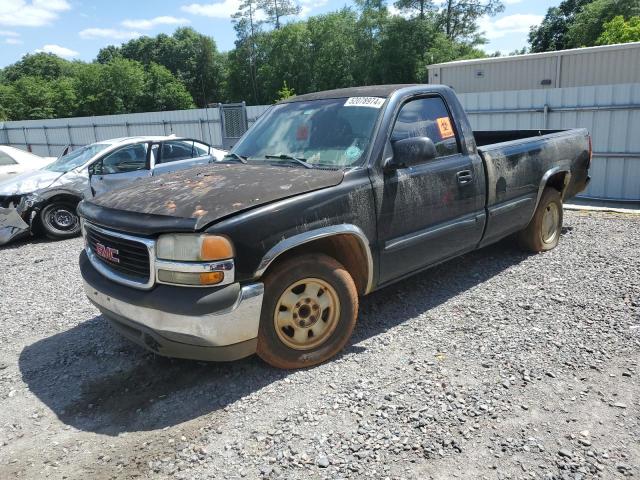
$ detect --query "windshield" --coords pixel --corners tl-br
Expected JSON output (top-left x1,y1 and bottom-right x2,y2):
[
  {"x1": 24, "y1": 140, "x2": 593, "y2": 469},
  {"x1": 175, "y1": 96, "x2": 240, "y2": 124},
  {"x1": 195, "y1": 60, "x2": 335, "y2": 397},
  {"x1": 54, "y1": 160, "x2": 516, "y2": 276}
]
[
  {"x1": 232, "y1": 97, "x2": 384, "y2": 168},
  {"x1": 43, "y1": 143, "x2": 111, "y2": 173}
]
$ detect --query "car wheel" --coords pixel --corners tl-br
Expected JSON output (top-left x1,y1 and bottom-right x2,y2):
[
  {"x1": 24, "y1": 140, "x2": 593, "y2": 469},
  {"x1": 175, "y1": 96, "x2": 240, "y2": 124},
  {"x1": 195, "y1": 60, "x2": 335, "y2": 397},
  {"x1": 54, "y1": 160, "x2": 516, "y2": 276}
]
[
  {"x1": 256, "y1": 253, "x2": 358, "y2": 369},
  {"x1": 40, "y1": 202, "x2": 81, "y2": 240},
  {"x1": 518, "y1": 187, "x2": 563, "y2": 252}
]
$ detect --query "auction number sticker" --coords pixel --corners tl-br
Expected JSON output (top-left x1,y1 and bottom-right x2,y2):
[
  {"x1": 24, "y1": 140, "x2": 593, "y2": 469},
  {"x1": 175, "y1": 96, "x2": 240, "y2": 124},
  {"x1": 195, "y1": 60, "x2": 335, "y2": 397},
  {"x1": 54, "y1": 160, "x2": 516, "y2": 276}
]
[
  {"x1": 436, "y1": 117, "x2": 455, "y2": 139},
  {"x1": 344, "y1": 97, "x2": 386, "y2": 108}
]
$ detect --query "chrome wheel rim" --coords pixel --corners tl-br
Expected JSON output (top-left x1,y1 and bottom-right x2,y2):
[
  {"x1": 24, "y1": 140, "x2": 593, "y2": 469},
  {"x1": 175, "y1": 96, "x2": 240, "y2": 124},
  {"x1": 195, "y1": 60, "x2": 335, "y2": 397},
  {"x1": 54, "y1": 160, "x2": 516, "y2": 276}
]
[
  {"x1": 274, "y1": 277, "x2": 340, "y2": 350},
  {"x1": 541, "y1": 202, "x2": 559, "y2": 244}
]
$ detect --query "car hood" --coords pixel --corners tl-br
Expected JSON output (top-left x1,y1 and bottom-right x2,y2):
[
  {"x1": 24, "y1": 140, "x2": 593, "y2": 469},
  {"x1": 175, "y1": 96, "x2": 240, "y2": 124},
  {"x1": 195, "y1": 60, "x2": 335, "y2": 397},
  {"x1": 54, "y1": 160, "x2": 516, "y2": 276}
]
[
  {"x1": 0, "y1": 169, "x2": 65, "y2": 196},
  {"x1": 86, "y1": 163, "x2": 345, "y2": 230}
]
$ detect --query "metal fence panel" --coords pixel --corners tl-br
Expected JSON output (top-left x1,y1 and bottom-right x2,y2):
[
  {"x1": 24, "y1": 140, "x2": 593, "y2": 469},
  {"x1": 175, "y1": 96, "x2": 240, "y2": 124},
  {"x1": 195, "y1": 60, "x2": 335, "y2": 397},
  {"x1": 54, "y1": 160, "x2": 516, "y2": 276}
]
[
  {"x1": 458, "y1": 83, "x2": 640, "y2": 201},
  {"x1": 2, "y1": 87, "x2": 637, "y2": 201}
]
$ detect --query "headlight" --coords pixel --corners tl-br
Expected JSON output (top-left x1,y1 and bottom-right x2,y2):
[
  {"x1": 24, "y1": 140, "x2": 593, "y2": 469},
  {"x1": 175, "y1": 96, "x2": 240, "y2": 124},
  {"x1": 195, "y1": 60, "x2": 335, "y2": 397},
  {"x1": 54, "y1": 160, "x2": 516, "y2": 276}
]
[
  {"x1": 156, "y1": 234, "x2": 234, "y2": 261},
  {"x1": 155, "y1": 234, "x2": 235, "y2": 286}
]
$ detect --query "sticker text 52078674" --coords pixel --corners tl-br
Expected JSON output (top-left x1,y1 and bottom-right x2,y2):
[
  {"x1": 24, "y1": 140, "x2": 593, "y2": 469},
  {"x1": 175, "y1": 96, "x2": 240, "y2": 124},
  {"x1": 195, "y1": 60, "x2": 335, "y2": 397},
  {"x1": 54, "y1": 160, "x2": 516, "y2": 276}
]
[{"x1": 344, "y1": 97, "x2": 386, "y2": 108}]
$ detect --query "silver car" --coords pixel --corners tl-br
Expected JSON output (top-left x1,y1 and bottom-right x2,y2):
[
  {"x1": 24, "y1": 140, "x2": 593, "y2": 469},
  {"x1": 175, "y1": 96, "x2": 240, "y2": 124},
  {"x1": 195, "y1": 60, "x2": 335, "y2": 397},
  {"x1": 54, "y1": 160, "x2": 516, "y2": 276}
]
[{"x1": 0, "y1": 136, "x2": 225, "y2": 246}]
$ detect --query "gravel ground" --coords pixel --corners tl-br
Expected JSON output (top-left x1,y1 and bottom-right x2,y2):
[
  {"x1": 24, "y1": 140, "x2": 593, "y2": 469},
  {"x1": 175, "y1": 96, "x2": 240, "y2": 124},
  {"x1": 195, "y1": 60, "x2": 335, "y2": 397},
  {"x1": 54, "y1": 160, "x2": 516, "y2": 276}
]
[{"x1": 0, "y1": 210, "x2": 638, "y2": 480}]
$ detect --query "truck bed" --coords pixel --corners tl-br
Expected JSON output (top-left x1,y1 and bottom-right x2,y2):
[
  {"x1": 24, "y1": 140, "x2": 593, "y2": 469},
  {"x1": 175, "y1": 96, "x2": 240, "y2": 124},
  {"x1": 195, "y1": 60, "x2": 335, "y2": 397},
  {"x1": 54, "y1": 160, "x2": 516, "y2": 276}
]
[
  {"x1": 472, "y1": 128, "x2": 591, "y2": 247},
  {"x1": 473, "y1": 129, "x2": 567, "y2": 147}
]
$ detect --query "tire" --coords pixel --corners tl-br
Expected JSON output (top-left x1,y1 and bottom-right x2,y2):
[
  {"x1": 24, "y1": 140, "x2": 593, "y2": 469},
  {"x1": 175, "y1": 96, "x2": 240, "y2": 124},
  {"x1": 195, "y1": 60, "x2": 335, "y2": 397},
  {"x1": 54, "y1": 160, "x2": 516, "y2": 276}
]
[
  {"x1": 517, "y1": 187, "x2": 563, "y2": 252},
  {"x1": 39, "y1": 202, "x2": 81, "y2": 240},
  {"x1": 256, "y1": 253, "x2": 358, "y2": 369}
]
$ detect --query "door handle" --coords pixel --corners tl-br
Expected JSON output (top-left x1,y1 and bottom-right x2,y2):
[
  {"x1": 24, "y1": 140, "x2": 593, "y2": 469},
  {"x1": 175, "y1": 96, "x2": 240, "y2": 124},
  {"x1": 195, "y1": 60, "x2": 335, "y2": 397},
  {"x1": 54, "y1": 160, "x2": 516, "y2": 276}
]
[{"x1": 456, "y1": 170, "x2": 473, "y2": 185}]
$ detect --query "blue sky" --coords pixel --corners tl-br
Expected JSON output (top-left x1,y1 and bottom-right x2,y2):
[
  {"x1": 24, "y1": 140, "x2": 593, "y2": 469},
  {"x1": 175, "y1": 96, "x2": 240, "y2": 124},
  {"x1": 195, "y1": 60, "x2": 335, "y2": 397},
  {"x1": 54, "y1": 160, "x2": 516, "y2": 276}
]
[{"x1": 0, "y1": 0, "x2": 560, "y2": 68}]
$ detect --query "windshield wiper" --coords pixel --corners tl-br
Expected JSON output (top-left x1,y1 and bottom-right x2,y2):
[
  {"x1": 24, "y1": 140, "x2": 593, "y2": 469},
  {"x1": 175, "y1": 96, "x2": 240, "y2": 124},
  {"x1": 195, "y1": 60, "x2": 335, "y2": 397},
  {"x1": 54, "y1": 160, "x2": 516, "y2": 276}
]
[
  {"x1": 264, "y1": 154, "x2": 313, "y2": 169},
  {"x1": 222, "y1": 152, "x2": 248, "y2": 164}
]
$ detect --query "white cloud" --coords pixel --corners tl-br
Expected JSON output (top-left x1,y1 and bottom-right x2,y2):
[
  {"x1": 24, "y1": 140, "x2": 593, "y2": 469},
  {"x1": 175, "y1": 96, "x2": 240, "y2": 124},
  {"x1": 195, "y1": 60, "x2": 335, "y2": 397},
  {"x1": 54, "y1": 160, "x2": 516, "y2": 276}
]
[
  {"x1": 0, "y1": 0, "x2": 70, "y2": 27},
  {"x1": 79, "y1": 28, "x2": 142, "y2": 40},
  {"x1": 0, "y1": 29, "x2": 19, "y2": 36},
  {"x1": 121, "y1": 15, "x2": 190, "y2": 30},
  {"x1": 478, "y1": 13, "x2": 543, "y2": 40},
  {"x1": 181, "y1": 0, "x2": 241, "y2": 19},
  {"x1": 298, "y1": 0, "x2": 328, "y2": 18},
  {"x1": 5, "y1": 37, "x2": 22, "y2": 44},
  {"x1": 35, "y1": 43, "x2": 79, "y2": 58},
  {"x1": 503, "y1": 0, "x2": 522, "y2": 4}
]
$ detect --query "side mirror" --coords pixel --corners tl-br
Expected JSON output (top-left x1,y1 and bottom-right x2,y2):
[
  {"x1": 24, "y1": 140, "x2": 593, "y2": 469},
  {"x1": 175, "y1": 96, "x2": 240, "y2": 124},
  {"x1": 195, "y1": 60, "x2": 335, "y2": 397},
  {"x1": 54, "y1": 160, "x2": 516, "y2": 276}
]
[
  {"x1": 88, "y1": 161, "x2": 102, "y2": 176},
  {"x1": 385, "y1": 137, "x2": 437, "y2": 171},
  {"x1": 59, "y1": 145, "x2": 71, "y2": 158}
]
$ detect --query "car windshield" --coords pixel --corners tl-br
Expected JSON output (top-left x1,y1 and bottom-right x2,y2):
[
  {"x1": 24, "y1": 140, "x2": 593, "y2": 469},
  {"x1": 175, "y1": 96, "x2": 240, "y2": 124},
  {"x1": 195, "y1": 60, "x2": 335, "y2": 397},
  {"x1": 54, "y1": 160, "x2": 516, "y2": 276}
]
[
  {"x1": 231, "y1": 97, "x2": 384, "y2": 168},
  {"x1": 43, "y1": 143, "x2": 111, "y2": 173}
]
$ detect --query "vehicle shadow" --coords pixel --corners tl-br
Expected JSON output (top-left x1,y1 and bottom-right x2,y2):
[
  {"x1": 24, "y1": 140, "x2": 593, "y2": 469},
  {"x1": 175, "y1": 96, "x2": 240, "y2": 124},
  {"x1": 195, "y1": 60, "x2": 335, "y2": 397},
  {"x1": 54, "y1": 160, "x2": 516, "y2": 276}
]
[
  {"x1": 19, "y1": 237, "x2": 531, "y2": 436},
  {"x1": 0, "y1": 232, "x2": 68, "y2": 251}
]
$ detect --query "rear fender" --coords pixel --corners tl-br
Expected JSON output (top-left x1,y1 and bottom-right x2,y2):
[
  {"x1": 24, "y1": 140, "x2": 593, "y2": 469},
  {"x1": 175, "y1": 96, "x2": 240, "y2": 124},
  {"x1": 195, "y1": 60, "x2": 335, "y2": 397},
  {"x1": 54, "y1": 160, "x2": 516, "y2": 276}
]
[{"x1": 530, "y1": 167, "x2": 571, "y2": 221}]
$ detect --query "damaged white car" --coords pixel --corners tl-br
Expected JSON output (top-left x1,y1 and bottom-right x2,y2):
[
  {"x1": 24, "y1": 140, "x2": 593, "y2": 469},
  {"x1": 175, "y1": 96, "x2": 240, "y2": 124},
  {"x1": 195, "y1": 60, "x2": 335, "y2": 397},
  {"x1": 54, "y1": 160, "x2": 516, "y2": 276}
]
[
  {"x1": 0, "y1": 136, "x2": 225, "y2": 246},
  {"x1": 0, "y1": 146, "x2": 56, "y2": 182}
]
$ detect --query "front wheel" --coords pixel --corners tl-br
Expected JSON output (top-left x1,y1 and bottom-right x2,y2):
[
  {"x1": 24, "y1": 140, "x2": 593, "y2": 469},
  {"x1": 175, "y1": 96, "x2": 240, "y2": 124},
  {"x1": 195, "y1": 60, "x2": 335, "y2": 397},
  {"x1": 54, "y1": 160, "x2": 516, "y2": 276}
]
[
  {"x1": 518, "y1": 187, "x2": 563, "y2": 252},
  {"x1": 256, "y1": 253, "x2": 358, "y2": 369},
  {"x1": 39, "y1": 202, "x2": 81, "y2": 240}
]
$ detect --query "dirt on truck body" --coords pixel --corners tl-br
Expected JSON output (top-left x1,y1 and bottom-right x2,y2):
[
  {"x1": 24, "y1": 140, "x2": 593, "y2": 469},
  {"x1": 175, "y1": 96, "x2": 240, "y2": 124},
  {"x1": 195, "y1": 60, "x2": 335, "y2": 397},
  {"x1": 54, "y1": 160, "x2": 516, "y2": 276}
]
[{"x1": 77, "y1": 84, "x2": 591, "y2": 369}]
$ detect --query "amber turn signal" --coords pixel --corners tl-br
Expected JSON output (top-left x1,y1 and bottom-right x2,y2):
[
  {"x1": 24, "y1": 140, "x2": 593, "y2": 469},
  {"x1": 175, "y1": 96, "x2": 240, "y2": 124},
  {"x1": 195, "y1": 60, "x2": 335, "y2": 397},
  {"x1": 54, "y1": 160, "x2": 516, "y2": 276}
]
[
  {"x1": 199, "y1": 271, "x2": 225, "y2": 285},
  {"x1": 201, "y1": 235, "x2": 234, "y2": 261}
]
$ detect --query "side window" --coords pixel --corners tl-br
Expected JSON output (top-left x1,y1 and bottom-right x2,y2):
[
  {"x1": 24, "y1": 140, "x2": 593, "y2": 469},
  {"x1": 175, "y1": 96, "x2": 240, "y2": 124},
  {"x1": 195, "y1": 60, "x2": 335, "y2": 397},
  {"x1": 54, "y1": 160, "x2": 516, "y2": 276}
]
[
  {"x1": 391, "y1": 97, "x2": 460, "y2": 158},
  {"x1": 193, "y1": 141, "x2": 210, "y2": 157},
  {"x1": 0, "y1": 151, "x2": 17, "y2": 166},
  {"x1": 159, "y1": 140, "x2": 196, "y2": 164},
  {"x1": 98, "y1": 143, "x2": 148, "y2": 174}
]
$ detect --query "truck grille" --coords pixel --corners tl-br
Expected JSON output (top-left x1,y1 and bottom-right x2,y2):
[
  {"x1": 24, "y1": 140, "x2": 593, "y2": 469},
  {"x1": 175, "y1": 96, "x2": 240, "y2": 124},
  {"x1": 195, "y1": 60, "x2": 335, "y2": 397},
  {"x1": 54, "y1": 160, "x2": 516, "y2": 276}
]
[{"x1": 86, "y1": 226, "x2": 151, "y2": 282}]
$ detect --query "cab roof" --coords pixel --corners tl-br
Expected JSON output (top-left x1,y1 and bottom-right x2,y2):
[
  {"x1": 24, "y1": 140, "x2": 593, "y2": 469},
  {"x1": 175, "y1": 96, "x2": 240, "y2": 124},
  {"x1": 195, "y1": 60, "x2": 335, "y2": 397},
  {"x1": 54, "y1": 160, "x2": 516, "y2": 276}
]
[{"x1": 279, "y1": 84, "x2": 419, "y2": 103}]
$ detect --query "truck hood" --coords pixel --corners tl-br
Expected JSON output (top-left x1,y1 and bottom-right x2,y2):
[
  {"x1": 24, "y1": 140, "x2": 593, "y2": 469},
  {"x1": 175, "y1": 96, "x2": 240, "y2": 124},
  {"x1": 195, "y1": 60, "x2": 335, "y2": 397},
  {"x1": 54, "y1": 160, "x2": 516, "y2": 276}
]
[
  {"x1": 0, "y1": 169, "x2": 65, "y2": 196},
  {"x1": 87, "y1": 163, "x2": 344, "y2": 230}
]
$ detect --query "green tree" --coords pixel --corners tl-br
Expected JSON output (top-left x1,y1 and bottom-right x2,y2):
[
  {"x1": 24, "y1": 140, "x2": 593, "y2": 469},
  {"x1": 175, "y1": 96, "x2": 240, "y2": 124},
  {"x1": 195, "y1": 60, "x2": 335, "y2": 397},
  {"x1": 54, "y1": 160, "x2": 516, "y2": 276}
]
[
  {"x1": 9, "y1": 76, "x2": 57, "y2": 119},
  {"x1": 353, "y1": 0, "x2": 390, "y2": 85},
  {"x1": 306, "y1": 10, "x2": 359, "y2": 91},
  {"x1": 3, "y1": 52, "x2": 73, "y2": 82},
  {"x1": 528, "y1": 0, "x2": 589, "y2": 52},
  {"x1": 73, "y1": 59, "x2": 146, "y2": 115},
  {"x1": 232, "y1": 0, "x2": 263, "y2": 104},
  {"x1": 96, "y1": 45, "x2": 122, "y2": 64},
  {"x1": 103, "y1": 28, "x2": 226, "y2": 107},
  {"x1": 394, "y1": 0, "x2": 434, "y2": 19},
  {"x1": 258, "y1": 0, "x2": 301, "y2": 29},
  {"x1": 566, "y1": 0, "x2": 640, "y2": 47},
  {"x1": 0, "y1": 83, "x2": 16, "y2": 120},
  {"x1": 275, "y1": 80, "x2": 295, "y2": 101},
  {"x1": 597, "y1": 15, "x2": 640, "y2": 44},
  {"x1": 140, "y1": 63, "x2": 194, "y2": 111},
  {"x1": 437, "y1": 0, "x2": 504, "y2": 44},
  {"x1": 256, "y1": 22, "x2": 313, "y2": 100}
]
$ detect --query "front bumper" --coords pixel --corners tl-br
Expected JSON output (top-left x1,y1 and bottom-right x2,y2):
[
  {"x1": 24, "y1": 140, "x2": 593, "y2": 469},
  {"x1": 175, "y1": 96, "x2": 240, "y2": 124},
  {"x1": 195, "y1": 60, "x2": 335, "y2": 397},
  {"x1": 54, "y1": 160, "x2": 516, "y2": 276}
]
[
  {"x1": 80, "y1": 251, "x2": 264, "y2": 361},
  {"x1": 0, "y1": 206, "x2": 30, "y2": 246}
]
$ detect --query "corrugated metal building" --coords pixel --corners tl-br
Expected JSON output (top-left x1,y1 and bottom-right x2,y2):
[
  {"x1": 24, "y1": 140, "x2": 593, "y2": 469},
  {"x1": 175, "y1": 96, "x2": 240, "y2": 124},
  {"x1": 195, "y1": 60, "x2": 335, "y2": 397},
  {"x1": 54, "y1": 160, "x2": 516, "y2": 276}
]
[
  {"x1": 428, "y1": 43, "x2": 640, "y2": 203},
  {"x1": 428, "y1": 42, "x2": 640, "y2": 93}
]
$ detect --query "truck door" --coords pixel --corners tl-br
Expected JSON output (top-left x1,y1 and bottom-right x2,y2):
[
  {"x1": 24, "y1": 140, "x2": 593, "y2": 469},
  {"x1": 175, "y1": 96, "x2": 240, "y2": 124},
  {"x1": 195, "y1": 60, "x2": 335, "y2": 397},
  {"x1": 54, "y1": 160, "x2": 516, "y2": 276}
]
[
  {"x1": 376, "y1": 95, "x2": 485, "y2": 284},
  {"x1": 151, "y1": 140, "x2": 213, "y2": 176},
  {"x1": 89, "y1": 143, "x2": 151, "y2": 196}
]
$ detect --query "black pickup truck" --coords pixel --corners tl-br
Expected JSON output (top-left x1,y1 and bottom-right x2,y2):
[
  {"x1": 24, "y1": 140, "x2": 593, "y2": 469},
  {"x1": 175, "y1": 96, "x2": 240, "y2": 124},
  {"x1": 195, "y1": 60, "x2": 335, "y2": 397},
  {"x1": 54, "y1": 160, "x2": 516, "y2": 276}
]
[{"x1": 78, "y1": 84, "x2": 591, "y2": 369}]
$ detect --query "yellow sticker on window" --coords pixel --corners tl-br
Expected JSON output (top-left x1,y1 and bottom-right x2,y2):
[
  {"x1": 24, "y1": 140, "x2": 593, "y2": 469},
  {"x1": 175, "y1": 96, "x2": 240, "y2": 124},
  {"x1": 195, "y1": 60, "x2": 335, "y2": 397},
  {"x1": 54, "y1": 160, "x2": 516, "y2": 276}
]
[{"x1": 436, "y1": 117, "x2": 455, "y2": 139}]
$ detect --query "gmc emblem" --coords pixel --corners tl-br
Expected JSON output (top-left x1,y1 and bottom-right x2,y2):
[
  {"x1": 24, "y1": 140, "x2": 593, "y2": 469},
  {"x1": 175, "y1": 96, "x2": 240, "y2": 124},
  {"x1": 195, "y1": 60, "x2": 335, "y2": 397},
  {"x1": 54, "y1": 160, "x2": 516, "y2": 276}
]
[{"x1": 95, "y1": 242, "x2": 120, "y2": 263}]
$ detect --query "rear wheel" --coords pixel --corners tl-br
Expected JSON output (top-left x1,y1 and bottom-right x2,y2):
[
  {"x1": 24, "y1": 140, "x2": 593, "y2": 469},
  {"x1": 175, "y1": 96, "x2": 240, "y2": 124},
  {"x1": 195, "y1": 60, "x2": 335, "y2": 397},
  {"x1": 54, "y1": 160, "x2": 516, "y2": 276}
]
[
  {"x1": 39, "y1": 202, "x2": 81, "y2": 240},
  {"x1": 256, "y1": 253, "x2": 358, "y2": 369},
  {"x1": 518, "y1": 187, "x2": 563, "y2": 252}
]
